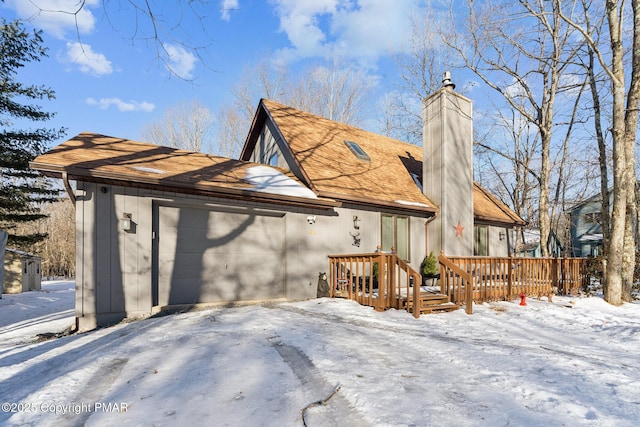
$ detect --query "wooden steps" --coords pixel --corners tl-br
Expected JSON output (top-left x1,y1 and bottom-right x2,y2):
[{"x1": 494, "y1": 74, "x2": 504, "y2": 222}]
[
  {"x1": 332, "y1": 286, "x2": 458, "y2": 315},
  {"x1": 402, "y1": 291, "x2": 459, "y2": 314}
]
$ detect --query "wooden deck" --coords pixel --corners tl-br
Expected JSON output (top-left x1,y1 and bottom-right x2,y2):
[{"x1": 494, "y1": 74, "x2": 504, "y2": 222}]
[
  {"x1": 329, "y1": 252, "x2": 591, "y2": 316},
  {"x1": 329, "y1": 253, "x2": 459, "y2": 317},
  {"x1": 439, "y1": 254, "x2": 591, "y2": 313}
]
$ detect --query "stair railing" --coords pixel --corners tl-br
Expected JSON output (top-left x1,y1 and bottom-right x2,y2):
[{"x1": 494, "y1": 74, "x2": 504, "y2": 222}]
[
  {"x1": 328, "y1": 252, "x2": 422, "y2": 317},
  {"x1": 438, "y1": 252, "x2": 475, "y2": 314}
]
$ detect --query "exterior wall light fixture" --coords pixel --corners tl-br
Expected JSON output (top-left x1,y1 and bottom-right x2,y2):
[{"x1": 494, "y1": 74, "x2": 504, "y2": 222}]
[
  {"x1": 353, "y1": 215, "x2": 361, "y2": 229},
  {"x1": 121, "y1": 213, "x2": 132, "y2": 232}
]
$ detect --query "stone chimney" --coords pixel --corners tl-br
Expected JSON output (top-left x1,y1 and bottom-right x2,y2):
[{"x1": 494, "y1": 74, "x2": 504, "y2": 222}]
[{"x1": 422, "y1": 72, "x2": 473, "y2": 256}]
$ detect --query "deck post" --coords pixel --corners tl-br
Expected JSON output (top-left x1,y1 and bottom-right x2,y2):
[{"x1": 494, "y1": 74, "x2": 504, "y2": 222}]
[
  {"x1": 439, "y1": 250, "x2": 446, "y2": 295},
  {"x1": 552, "y1": 256, "x2": 559, "y2": 294},
  {"x1": 413, "y1": 270, "x2": 421, "y2": 318},
  {"x1": 507, "y1": 254, "x2": 513, "y2": 301},
  {"x1": 329, "y1": 259, "x2": 335, "y2": 298},
  {"x1": 388, "y1": 255, "x2": 396, "y2": 309},
  {"x1": 465, "y1": 276, "x2": 473, "y2": 314},
  {"x1": 376, "y1": 253, "x2": 385, "y2": 311}
]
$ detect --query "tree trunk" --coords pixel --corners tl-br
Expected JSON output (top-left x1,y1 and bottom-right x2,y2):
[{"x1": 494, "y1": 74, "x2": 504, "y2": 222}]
[
  {"x1": 603, "y1": 0, "x2": 627, "y2": 306},
  {"x1": 588, "y1": 47, "x2": 610, "y2": 260},
  {"x1": 539, "y1": 129, "x2": 551, "y2": 258},
  {"x1": 622, "y1": 0, "x2": 640, "y2": 301},
  {"x1": 622, "y1": 178, "x2": 636, "y2": 301}
]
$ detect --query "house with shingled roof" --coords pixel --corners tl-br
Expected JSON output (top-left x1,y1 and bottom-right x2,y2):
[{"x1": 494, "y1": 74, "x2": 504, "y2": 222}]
[{"x1": 31, "y1": 78, "x2": 525, "y2": 331}]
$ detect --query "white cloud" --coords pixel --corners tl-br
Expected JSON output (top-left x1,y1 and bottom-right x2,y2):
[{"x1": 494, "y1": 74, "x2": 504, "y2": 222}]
[
  {"x1": 270, "y1": 0, "x2": 420, "y2": 66},
  {"x1": 86, "y1": 97, "x2": 155, "y2": 112},
  {"x1": 163, "y1": 43, "x2": 197, "y2": 79},
  {"x1": 330, "y1": 0, "x2": 417, "y2": 58},
  {"x1": 504, "y1": 77, "x2": 528, "y2": 99},
  {"x1": 5, "y1": 0, "x2": 99, "y2": 39},
  {"x1": 221, "y1": 0, "x2": 240, "y2": 21},
  {"x1": 65, "y1": 42, "x2": 113, "y2": 76}
]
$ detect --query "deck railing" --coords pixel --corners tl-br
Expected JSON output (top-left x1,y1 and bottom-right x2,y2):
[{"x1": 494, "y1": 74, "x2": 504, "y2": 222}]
[
  {"x1": 439, "y1": 254, "x2": 591, "y2": 313},
  {"x1": 329, "y1": 252, "x2": 591, "y2": 316},
  {"x1": 328, "y1": 252, "x2": 422, "y2": 318}
]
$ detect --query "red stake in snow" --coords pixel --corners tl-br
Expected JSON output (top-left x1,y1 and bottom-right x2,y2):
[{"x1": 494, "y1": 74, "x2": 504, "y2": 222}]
[{"x1": 519, "y1": 291, "x2": 527, "y2": 306}]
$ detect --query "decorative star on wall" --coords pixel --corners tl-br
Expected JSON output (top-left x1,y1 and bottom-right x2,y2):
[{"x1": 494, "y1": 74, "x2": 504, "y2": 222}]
[{"x1": 454, "y1": 220, "x2": 464, "y2": 237}]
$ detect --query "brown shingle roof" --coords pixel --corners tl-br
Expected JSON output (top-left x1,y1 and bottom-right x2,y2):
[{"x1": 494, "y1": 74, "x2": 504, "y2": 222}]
[
  {"x1": 244, "y1": 99, "x2": 437, "y2": 213},
  {"x1": 244, "y1": 99, "x2": 524, "y2": 225},
  {"x1": 31, "y1": 101, "x2": 525, "y2": 225},
  {"x1": 473, "y1": 183, "x2": 526, "y2": 226},
  {"x1": 29, "y1": 133, "x2": 339, "y2": 209}
]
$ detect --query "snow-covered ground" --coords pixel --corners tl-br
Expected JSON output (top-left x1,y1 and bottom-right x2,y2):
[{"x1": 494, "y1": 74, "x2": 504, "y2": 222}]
[{"x1": 1, "y1": 281, "x2": 639, "y2": 426}]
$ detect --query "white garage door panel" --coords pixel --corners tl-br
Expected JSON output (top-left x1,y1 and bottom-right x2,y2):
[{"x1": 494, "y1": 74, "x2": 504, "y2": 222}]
[{"x1": 157, "y1": 205, "x2": 285, "y2": 306}]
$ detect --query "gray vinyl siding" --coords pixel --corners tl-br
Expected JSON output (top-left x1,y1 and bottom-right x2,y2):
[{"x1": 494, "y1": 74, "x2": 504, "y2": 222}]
[
  {"x1": 248, "y1": 122, "x2": 306, "y2": 181},
  {"x1": 155, "y1": 204, "x2": 286, "y2": 305},
  {"x1": 74, "y1": 180, "x2": 436, "y2": 331},
  {"x1": 76, "y1": 182, "x2": 154, "y2": 329}
]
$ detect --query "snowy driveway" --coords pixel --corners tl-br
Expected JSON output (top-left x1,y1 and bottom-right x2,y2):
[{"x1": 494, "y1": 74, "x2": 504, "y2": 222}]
[{"x1": 1, "y1": 282, "x2": 639, "y2": 426}]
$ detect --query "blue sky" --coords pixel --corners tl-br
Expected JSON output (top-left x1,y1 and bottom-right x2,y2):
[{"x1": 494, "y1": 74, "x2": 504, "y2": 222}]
[{"x1": 2, "y1": 0, "x2": 441, "y2": 151}]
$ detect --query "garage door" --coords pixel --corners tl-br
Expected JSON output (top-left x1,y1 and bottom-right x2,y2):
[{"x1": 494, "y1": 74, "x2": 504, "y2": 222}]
[{"x1": 154, "y1": 205, "x2": 285, "y2": 306}]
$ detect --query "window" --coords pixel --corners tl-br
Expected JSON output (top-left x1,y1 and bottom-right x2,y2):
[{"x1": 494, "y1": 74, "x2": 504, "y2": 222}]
[
  {"x1": 474, "y1": 225, "x2": 489, "y2": 256},
  {"x1": 344, "y1": 140, "x2": 370, "y2": 162},
  {"x1": 268, "y1": 153, "x2": 278, "y2": 167},
  {"x1": 584, "y1": 211, "x2": 602, "y2": 225},
  {"x1": 381, "y1": 214, "x2": 410, "y2": 261}
]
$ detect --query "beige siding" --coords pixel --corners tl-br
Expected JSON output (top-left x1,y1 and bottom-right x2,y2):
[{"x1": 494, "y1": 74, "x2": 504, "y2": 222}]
[{"x1": 423, "y1": 88, "x2": 474, "y2": 256}]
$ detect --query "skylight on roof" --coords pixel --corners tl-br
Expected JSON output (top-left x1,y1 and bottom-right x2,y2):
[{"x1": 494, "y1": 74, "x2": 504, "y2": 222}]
[{"x1": 344, "y1": 140, "x2": 370, "y2": 162}]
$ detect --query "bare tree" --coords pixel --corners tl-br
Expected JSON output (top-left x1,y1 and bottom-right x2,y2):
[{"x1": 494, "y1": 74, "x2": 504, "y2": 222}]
[
  {"x1": 38, "y1": 198, "x2": 75, "y2": 278},
  {"x1": 214, "y1": 57, "x2": 291, "y2": 157},
  {"x1": 215, "y1": 55, "x2": 374, "y2": 158},
  {"x1": 445, "y1": 0, "x2": 583, "y2": 257},
  {"x1": 142, "y1": 100, "x2": 214, "y2": 153},
  {"x1": 557, "y1": 0, "x2": 640, "y2": 304},
  {"x1": 216, "y1": 106, "x2": 245, "y2": 158},
  {"x1": 27, "y1": 0, "x2": 222, "y2": 79},
  {"x1": 474, "y1": 104, "x2": 540, "y2": 253},
  {"x1": 569, "y1": 1, "x2": 614, "y2": 261},
  {"x1": 380, "y1": 8, "x2": 453, "y2": 144},
  {"x1": 378, "y1": 91, "x2": 425, "y2": 145},
  {"x1": 290, "y1": 59, "x2": 371, "y2": 125},
  {"x1": 14, "y1": 198, "x2": 76, "y2": 278}
]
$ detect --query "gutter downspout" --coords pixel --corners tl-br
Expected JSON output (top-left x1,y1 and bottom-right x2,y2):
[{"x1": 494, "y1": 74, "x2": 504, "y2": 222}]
[
  {"x1": 62, "y1": 172, "x2": 76, "y2": 207},
  {"x1": 424, "y1": 212, "x2": 439, "y2": 255}
]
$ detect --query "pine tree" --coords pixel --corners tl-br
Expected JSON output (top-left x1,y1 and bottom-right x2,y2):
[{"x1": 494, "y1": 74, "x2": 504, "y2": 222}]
[{"x1": 0, "y1": 19, "x2": 65, "y2": 247}]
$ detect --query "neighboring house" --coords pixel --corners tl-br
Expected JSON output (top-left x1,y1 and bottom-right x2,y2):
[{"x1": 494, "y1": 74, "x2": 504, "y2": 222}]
[
  {"x1": 3, "y1": 248, "x2": 42, "y2": 294},
  {"x1": 568, "y1": 192, "x2": 606, "y2": 257},
  {"x1": 517, "y1": 229, "x2": 563, "y2": 258},
  {"x1": 30, "y1": 77, "x2": 525, "y2": 331}
]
